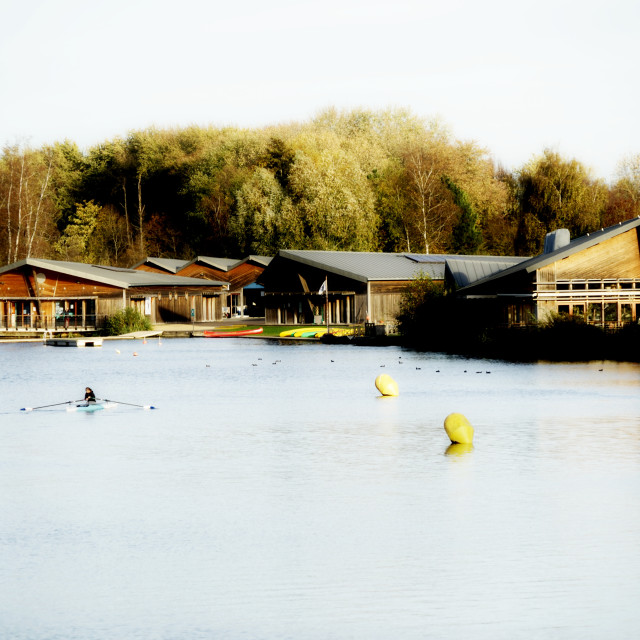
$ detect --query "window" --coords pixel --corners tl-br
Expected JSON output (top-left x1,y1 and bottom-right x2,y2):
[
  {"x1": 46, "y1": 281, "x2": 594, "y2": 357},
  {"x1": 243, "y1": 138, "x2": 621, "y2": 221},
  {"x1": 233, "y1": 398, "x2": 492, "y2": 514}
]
[
  {"x1": 621, "y1": 304, "x2": 632, "y2": 323},
  {"x1": 572, "y1": 304, "x2": 584, "y2": 318},
  {"x1": 604, "y1": 303, "x2": 618, "y2": 323},
  {"x1": 558, "y1": 305, "x2": 570, "y2": 315},
  {"x1": 588, "y1": 303, "x2": 602, "y2": 323}
]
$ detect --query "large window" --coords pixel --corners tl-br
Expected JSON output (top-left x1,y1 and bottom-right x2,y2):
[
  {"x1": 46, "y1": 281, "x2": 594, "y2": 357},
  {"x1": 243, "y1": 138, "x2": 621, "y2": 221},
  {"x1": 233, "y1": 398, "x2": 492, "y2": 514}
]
[
  {"x1": 588, "y1": 303, "x2": 602, "y2": 323},
  {"x1": 604, "y1": 303, "x2": 618, "y2": 323}
]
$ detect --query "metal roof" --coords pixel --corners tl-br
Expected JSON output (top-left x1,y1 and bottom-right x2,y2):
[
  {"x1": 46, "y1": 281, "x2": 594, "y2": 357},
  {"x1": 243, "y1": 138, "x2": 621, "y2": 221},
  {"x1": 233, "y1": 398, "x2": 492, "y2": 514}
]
[
  {"x1": 0, "y1": 258, "x2": 226, "y2": 288},
  {"x1": 444, "y1": 255, "x2": 529, "y2": 288},
  {"x1": 181, "y1": 255, "x2": 273, "y2": 272},
  {"x1": 276, "y1": 250, "x2": 525, "y2": 285},
  {"x1": 130, "y1": 257, "x2": 190, "y2": 273},
  {"x1": 458, "y1": 217, "x2": 640, "y2": 292},
  {"x1": 185, "y1": 256, "x2": 239, "y2": 271},
  {"x1": 278, "y1": 250, "x2": 448, "y2": 282}
]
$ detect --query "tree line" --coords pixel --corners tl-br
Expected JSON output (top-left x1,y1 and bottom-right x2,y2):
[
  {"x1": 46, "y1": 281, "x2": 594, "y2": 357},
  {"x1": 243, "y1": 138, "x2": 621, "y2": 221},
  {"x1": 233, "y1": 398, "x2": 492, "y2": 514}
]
[{"x1": 1, "y1": 107, "x2": 639, "y2": 267}]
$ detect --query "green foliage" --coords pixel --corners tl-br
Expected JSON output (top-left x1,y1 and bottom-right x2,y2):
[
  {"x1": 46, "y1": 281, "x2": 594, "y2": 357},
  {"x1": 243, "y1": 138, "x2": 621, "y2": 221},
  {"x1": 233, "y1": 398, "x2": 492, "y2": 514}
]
[
  {"x1": 442, "y1": 175, "x2": 483, "y2": 254},
  {"x1": 514, "y1": 149, "x2": 608, "y2": 254},
  {"x1": 0, "y1": 112, "x2": 633, "y2": 266},
  {"x1": 231, "y1": 167, "x2": 302, "y2": 254},
  {"x1": 103, "y1": 306, "x2": 152, "y2": 336},
  {"x1": 396, "y1": 273, "x2": 448, "y2": 337},
  {"x1": 54, "y1": 200, "x2": 101, "y2": 262}
]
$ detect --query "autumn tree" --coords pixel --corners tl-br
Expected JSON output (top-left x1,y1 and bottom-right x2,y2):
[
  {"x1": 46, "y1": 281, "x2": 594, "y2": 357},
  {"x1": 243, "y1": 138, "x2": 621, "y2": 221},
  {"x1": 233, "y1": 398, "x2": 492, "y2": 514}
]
[
  {"x1": 0, "y1": 144, "x2": 58, "y2": 262},
  {"x1": 286, "y1": 130, "x2": 378, "y2": 251},
  {"x1": 514, "y1": 149, "x2": 608, "y2": 255},
  {"x1": 231, "y1": 167, "x2": 302, "y2": 254},
  {"x1": 399, "y1": 144, "x2": 457, "y2": 253},
  {"x1": 604, "y1": 153, "x2": 640, "y2": 226},
  {"x1": 86, "y1": 204, "x2": 129, "y2": 265}
]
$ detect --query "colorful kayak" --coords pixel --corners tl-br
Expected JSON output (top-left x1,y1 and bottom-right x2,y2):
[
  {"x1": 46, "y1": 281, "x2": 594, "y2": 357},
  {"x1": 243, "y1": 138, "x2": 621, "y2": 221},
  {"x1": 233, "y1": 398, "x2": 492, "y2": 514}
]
[
  {"x1": 203, "y1": 327, "x2": 263, "y2": 338},
  {"x1": 279, "y1": 328, "x2": 328, "y2": 338}
]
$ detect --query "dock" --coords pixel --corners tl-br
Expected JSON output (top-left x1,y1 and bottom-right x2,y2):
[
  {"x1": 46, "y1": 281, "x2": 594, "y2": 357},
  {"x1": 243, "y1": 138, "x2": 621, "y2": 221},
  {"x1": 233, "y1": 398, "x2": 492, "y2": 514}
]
[
  {"x1": 107, "y1": 330, "x2": 164, "y2": 340},
  {"x1": 45, "y1": 337, "x2": 103, "y2": 347}
]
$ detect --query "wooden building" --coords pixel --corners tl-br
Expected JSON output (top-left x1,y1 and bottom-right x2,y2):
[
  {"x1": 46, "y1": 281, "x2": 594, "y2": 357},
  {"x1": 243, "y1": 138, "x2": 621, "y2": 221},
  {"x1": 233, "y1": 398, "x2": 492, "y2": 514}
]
[
  {"x1": 457, "y1": 217, "x2": 640, "y2": 327},
  {"x1": 258, "y1": 250, "x2": 523, "y2": 328},
  {"x1": 0, "y1": 258, "x2": 227, "y2": 333},
  {"x1": 134, "y1": 255, "x2": 272, "y2": 318}
]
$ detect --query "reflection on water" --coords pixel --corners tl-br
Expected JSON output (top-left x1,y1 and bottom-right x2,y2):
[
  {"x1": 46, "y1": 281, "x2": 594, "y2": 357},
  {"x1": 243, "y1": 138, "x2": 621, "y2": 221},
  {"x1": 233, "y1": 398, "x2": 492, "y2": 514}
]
[
  {"x1": 444, "y1": 442, "x2": 474, "y2": 456},
  {"x1": 1, "y1": 339, "x2": 639, "y2": 639}
]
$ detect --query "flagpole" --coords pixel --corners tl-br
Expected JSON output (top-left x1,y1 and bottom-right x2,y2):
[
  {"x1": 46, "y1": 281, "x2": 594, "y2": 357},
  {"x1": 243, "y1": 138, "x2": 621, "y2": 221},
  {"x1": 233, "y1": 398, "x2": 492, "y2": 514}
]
[{"x1": 325, "y1": 276, "x2": 329, "y2": 333}]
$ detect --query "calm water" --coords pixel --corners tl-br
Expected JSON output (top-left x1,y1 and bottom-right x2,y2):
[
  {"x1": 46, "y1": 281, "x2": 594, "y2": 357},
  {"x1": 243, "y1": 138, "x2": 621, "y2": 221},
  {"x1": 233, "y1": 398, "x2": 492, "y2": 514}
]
[{"x1": 1, "y1": 338, "x2": 639, "y2": 639}]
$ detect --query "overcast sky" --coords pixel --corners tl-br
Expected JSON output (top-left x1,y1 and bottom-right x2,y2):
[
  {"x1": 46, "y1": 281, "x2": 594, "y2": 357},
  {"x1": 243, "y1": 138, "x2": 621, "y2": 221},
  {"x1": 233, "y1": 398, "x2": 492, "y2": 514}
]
[{"x1": 1, "y1": 0, "x2": 638, "y2": 181}]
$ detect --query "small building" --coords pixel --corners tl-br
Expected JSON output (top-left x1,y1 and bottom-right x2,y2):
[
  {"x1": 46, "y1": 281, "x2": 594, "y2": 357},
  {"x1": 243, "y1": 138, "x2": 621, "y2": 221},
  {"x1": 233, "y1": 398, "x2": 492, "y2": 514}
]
[
  {"x1": 177, "y1": 255, "x2": 271, "y2": 317},
  {"x1": 258, "y1": 250, "x2": 525, "y2": 328},
  {"x1": 0, "y1": 258, "x2": 227, "y2": 332},
  {"x1": 134, "y1": 255, "x2": 272, "y2": 318},
  {"x1": 457, "y1": 217, "x2": 640, "y2": 327}
]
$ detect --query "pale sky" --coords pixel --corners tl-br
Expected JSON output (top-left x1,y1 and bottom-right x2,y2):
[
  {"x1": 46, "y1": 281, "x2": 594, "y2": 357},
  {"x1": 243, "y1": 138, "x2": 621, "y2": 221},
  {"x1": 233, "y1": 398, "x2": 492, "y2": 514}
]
[{"x1": 1, "y1": 0, "x2": 638, "y2": 182}]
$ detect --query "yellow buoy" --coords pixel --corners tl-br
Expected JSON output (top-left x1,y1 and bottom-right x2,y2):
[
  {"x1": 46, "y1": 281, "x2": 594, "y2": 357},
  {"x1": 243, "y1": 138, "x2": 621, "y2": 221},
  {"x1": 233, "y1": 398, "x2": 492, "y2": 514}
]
[
  {"x1": 444, "y1": 412, "x2": 474, "y2": 444},
  {"x1": 375, "y1": 374, "x2": 399, "y2": 397}
]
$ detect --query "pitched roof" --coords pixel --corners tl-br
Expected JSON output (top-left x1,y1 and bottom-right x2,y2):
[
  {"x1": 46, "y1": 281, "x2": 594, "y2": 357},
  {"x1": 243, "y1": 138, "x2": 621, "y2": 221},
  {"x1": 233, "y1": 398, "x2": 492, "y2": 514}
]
[
  {"x1": 277, "y1": 250, "x2": 447, "y2": 282},
  {"x1": 0, "y1": 258, "x2": 226, "y2": 288},
  {"x1": 130, "y1": 257, "x2": 190, "y2": 273},
  {"x1": 276, "y1": 250, "x2": 525, "y2": 285},
  {"x1": 458, "y1": 216, "x2": 640, "y2": 292},
  {"x1": 444, "y1": 255, "x2": 529, "y2": 288},
  {"x1": 181, "y1": 255, "x2": 273, "y2": 272}
]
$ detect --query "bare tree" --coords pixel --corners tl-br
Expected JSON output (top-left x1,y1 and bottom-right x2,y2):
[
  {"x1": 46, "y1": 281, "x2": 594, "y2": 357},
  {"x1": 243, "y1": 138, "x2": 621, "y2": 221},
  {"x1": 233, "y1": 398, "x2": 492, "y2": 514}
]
[
  {"x1": 0, "y1": 145, "x2": 55, "y2": 263},
  {"x1": 402, "y1": 147, "x2": 455, "y2": 254}
]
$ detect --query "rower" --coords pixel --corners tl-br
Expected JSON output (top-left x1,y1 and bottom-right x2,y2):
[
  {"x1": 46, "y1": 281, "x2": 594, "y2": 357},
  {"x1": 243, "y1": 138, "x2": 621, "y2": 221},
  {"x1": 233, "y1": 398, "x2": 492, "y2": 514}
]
[{"x1": 84, "y1": 387, "x2": 96, "y2": 403}]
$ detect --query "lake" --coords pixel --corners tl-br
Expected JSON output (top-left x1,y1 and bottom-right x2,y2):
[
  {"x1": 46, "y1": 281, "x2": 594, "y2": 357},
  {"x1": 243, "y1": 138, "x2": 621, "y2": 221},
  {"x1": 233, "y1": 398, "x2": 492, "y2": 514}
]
[{"x1": 1, "y1": 338, "x2": 639, "y2": 639}]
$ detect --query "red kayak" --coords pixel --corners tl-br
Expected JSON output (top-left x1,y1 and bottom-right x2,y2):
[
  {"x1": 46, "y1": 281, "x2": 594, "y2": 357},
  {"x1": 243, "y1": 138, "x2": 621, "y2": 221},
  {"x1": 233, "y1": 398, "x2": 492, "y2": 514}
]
[{"x1": 203, "y1": 328, "x2": 264, "y2": 338}]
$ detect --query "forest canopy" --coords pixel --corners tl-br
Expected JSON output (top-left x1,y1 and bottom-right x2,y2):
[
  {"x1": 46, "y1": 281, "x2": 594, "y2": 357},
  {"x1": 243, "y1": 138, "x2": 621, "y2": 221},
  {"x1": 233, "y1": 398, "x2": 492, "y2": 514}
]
[{"x1": 1, "y1": 107, "x2": 638, "y2": 266}]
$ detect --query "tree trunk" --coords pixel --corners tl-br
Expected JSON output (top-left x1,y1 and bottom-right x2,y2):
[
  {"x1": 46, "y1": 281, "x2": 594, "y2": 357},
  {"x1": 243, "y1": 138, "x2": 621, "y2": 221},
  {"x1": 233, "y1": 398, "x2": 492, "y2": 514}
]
[
  {"x1": 137, "y1": 173, "x2": 145, "y2": 255},
  {"x1": 26, "y1": 153, "x2": 52, "y2": 258}
]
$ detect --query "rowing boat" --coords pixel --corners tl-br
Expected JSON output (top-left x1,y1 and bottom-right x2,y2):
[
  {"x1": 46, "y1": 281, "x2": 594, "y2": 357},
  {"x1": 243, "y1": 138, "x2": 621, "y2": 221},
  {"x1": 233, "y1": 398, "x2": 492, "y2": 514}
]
[
  {"x1": 203, "y1": 328, "x2": 263, "y2": 338},
  {"x1": 67, "y1": 401, "x2": 117, "y2": 413}
]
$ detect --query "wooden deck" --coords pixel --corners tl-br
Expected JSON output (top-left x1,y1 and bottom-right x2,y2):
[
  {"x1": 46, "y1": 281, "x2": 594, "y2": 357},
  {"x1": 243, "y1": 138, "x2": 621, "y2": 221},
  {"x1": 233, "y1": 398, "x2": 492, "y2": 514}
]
[{"x1": 45, "y1": 337, "x2": 103, "y2": 347}]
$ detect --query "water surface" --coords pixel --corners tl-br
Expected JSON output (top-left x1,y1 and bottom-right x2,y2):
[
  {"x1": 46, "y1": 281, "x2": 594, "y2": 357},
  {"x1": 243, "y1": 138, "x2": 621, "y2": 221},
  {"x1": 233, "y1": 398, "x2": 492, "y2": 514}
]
[{"x1": 1, "y1": 339, "x2": 639, "y2": 639}]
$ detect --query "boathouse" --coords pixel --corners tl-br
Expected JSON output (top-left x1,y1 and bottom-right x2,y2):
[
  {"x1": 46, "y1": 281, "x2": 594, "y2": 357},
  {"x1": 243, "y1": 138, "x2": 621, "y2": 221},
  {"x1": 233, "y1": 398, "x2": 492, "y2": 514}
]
[
  {"x1": 134, "y1": 255, "x2": 272, "y2": 318},
  {"x1": 176, "y1": 255, "x2": 271, "y2": 317},
  {"x1": 0, "y1": 258, "x2": 227, "y2": 333},
  {"x1": 258, "y1": 250, "x2": 525, "y2": 328},
  {"x1": 457, "y1": 217, "x2": 640, "y2": 327}
]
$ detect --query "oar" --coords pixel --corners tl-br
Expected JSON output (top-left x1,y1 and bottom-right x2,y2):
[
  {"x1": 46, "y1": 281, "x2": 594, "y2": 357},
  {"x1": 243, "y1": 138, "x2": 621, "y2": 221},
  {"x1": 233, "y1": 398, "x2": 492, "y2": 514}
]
[
  {"x1": 21, "y1": 399, "x2": 83, "y2": 412},
  {"x1": 100, "y1": 398, "x2": 157, "y2": 410}
]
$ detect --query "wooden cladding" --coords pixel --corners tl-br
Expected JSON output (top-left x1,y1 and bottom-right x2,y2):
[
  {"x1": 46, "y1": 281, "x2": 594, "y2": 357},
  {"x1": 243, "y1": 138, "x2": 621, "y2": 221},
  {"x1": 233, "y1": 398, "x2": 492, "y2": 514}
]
[
  {"x1": 176, "y1": 262, "x2": 265, "y2": 291},
  {"x1": 554, "y1": 230, "x2": 640, "y2": 280},
  {"x1": 0, "y1": 269, "x2": 121, "y2": 297},
  {"x1": 369, "y1": 280, "x2": 416, "y2": 295}
]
